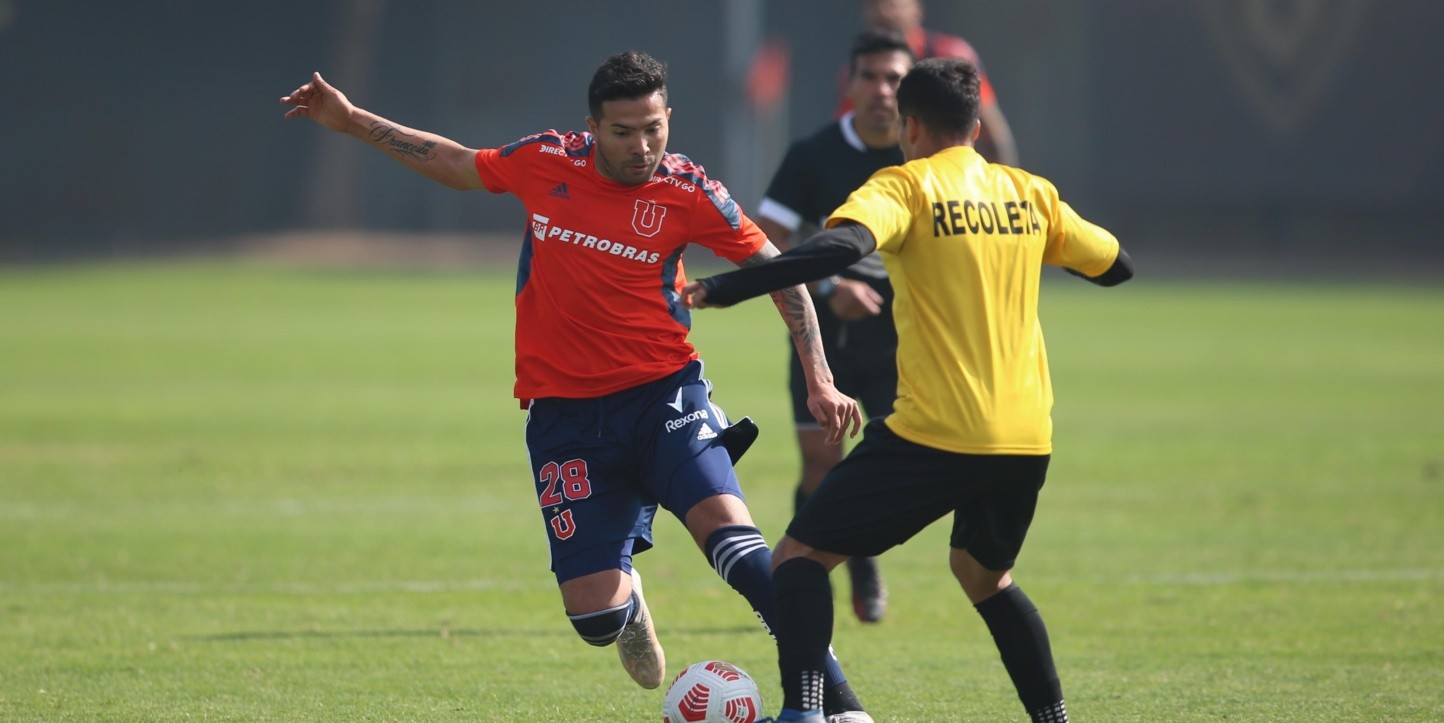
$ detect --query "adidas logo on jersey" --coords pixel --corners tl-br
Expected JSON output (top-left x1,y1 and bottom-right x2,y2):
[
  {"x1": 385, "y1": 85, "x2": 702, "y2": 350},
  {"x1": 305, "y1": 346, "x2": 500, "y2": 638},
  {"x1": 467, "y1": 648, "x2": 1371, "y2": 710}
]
[
  {"x1": 696, "y1": 424, "x2": 717, "y2": 441},
  {"x1": 548, "y1": 183, "x2": 570, "y2": 199}
]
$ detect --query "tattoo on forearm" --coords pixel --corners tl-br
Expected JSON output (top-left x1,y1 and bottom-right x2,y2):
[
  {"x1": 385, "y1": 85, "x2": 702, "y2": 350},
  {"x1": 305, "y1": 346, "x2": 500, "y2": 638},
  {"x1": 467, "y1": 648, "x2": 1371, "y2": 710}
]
[
  {"x1": 772, "y1": 285, "x2": 826, "y2": 370},
  {"x1": 368, "y1": 122, "x2": 437, "y2": 162},
  {"x1": 736, "y1": 242, "x2": 827, "y2": 375}
]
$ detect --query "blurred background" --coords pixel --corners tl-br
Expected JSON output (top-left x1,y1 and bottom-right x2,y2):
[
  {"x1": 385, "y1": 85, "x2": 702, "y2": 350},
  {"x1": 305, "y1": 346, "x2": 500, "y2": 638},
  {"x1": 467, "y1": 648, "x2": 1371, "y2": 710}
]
[{"x1": 1, "y1": 0, "x2": 1440, "y2": 275}]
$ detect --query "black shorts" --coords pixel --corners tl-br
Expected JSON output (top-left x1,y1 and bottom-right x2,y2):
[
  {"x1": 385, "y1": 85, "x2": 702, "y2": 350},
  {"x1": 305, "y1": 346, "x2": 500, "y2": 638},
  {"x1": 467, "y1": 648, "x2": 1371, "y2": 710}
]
[
  {"x1": 787, "y1": 281, "x2": 898, "y2": 425},
  {"x1": 786, "y1": 418, "x2": 1050, "y2": 571}
]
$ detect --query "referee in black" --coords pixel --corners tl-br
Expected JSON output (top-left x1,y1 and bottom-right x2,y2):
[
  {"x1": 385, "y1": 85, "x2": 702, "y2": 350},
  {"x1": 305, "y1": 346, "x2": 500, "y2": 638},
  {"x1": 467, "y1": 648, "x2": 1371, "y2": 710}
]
[{"x1": 753, "y1": 29, "x2": 914, "y2": 624}]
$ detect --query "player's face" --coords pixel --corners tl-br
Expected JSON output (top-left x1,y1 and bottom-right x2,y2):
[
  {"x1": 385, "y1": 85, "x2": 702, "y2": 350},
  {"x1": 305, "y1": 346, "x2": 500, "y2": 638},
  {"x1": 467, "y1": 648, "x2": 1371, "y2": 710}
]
[
  {"x1": 848, "y1": 50, "x2": 911, "y2": 137},
  {"x1": 587, "y1": 92, "x2": 671, "y2": 186}
]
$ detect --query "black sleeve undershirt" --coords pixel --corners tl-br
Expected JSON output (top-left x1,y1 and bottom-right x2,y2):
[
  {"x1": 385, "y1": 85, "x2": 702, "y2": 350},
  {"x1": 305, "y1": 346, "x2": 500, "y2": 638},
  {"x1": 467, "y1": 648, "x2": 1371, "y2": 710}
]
[
  {"x1": 1065, "y1": 247, "x2": 1134, "y2": 287},
  {"x1": 697, "y1": 223, "x2": 876, "y2": 307}
]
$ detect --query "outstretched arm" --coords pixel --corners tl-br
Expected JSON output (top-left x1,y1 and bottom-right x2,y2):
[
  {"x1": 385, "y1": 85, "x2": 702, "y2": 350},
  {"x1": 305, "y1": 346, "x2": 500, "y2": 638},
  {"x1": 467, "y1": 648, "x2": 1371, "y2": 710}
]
[
  {"x1": 280, "y1": 72, "x2": 484, "y2": 191},
  {"x1": 734, "y1": 241, "x2": 862, "y2": 444},
  {"x1": 685, "y1": 223, "x2": 876, "y2": 308}
]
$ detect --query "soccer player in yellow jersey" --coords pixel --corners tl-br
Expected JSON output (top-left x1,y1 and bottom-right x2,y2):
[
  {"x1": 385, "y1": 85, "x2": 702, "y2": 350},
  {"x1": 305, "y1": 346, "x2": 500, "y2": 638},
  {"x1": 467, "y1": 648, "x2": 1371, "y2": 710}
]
[{"x1": 684, "y1": 58, "x2": 1133, "y2": 723}]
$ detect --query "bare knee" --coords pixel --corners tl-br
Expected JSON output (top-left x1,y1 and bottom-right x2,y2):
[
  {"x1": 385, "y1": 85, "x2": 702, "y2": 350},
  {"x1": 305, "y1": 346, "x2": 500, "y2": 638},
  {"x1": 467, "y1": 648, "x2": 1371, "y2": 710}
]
[
  {"x1": 773, "y1": 535, "x2": 847, "y2": 573},
  {"x1": 682, "y1": 493, "x2": 756, "y2": 549},
  {"x1": 561, "y1": 569, "x2": 635, "y2": 646},
  {"x1": 950, "y1": 548, "x2": 1014, "y2": 604},
  {"x1": 559, "y1": 568, "x2": 632, "y2": 615}
]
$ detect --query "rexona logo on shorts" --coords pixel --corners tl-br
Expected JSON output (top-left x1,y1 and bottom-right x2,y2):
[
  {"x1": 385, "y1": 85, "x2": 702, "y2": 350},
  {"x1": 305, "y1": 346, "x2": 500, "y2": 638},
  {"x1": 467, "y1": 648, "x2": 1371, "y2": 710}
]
[{"x1": 666, "y1": 409, "x2": 709, "y2": 433}]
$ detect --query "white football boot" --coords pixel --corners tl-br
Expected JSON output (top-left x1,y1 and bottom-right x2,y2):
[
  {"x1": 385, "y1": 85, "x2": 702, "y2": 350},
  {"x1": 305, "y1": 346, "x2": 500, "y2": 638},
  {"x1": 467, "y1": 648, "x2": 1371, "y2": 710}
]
[{"x1": 615, "y1": 569, "x2": 665, "y2": 689}]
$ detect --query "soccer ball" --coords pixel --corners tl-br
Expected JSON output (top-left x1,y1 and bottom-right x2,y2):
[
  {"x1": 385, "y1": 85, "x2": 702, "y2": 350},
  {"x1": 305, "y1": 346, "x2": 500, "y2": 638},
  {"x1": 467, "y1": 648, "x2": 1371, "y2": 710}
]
[{"x1": 661, "y1": 660, "x2": 765, "y2": 723}]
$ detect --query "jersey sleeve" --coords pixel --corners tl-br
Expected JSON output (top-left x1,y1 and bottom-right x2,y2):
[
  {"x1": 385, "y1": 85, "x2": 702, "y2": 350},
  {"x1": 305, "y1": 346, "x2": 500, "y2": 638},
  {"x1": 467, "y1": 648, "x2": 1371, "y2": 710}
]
[
  {"x1": 473, "y1": 148, "x2": 519, "y2": 195},
  {"x1": 1037, "y1": 179, "x2": 1120, "y2": 276},
  {"x1": 473, "y1": 130, "x2": 564, "y2": 195},
  {"x1": 825, "y1": 166, "x2": 918, "y2": 253},
  {"x1": 693, "y1": 176, "x2": 768, "y2": 263},
  {"x1": 757, "y1": 142, "x2": 814, "y2": 232}
]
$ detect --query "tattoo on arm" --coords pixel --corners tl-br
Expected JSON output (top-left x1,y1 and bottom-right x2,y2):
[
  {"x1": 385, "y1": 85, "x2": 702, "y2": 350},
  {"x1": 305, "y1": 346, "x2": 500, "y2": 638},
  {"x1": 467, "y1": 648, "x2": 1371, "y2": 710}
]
[
  {"x1": 367, "y1": 122, "x2": 438, "y2": 163},
  {"x1": 737, "y1": 245, "x2": 830, "y2": 380},
  {"x1": 771, "y1": 285, "x2": 826, "y2": 373}
]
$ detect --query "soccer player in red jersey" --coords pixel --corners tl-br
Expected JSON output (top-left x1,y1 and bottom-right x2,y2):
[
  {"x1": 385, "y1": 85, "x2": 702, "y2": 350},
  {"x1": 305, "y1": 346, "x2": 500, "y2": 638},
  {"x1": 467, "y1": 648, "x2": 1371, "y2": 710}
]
[{"x1": 282, "y1": 52, "x2": 873, "y2": 721}]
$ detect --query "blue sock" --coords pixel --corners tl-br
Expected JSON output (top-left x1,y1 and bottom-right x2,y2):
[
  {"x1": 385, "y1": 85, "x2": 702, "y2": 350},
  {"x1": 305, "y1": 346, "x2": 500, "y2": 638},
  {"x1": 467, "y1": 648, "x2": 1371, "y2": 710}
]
[
  {"x1": 705, "y1": 526, "x2": 860, "y2": 714},
  {"x1": 705, "y1": 525, "x2": 778, "y2": 634}
]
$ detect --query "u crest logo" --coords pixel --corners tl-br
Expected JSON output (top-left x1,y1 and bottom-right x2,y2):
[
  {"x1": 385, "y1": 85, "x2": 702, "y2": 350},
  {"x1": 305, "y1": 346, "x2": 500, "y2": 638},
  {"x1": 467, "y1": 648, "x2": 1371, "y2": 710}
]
[
  {"x1": 550, "y1": 509, "x2": 577, "y2": 540},
  {"x1": 631, "y1": 199, "x2": 667, "y2": 238}
]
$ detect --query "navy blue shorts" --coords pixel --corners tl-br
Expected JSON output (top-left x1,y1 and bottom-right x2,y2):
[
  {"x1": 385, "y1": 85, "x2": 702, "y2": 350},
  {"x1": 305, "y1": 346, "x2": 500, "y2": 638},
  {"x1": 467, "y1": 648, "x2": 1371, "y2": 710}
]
[
  {"x1": 787, "y1": 418, "x2": 1050, "y2": 571},
  {"x1": 526, "y1": 360, "x2": 744, "y2": 583}
]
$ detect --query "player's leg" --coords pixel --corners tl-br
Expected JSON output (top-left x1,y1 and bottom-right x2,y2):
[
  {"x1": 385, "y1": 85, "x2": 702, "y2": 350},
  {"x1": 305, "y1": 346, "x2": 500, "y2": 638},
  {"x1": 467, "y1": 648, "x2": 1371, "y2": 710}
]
[
  {"x1": 527, "y1": 396, "x2": 665, "y2": 689},
  {"x1": 771, "y1": 535, "x2": 848, "y2": 722},
  {"x1": 558, "y1": 558, "x2": 666, "y2": 690},
  {"x1": 839, "y1": 347, "x2": 898, "y2": 624},
  {"x1": 951, "y1": 455, "x2": 1067, "y2": 723},
  {"x1": 790, "y1": 333, "x2": 889, "y2": 625},
  {"x1": 787, "y1": 348, "x2": 843, "y2": 504},
  {"x1": 648, "y1": 362, "x2": 868, "y2": 719},
  {"x1": 772, "y1": 419, "x2": 952, "y2": 721}
]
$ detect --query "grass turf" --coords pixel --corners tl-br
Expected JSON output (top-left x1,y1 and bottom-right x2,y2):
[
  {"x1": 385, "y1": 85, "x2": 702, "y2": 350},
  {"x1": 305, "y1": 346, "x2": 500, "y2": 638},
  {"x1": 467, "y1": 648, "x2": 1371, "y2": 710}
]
[{"x1": 1, "y1": 262, "x2": 1440, "y2": 721}]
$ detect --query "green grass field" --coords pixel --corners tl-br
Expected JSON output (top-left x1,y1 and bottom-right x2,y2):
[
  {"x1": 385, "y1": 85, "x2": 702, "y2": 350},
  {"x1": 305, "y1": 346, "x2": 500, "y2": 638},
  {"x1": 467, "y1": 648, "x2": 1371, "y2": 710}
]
[{"x1": 1, "y1": 262, "x2": 1441, "y2": 721}]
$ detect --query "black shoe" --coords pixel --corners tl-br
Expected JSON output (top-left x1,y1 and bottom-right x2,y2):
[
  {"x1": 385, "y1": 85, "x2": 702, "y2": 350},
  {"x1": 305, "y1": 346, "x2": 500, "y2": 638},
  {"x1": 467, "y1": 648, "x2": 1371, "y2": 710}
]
[{"x1": 846, "y1": 556, "x2": 887, "y2": 623}]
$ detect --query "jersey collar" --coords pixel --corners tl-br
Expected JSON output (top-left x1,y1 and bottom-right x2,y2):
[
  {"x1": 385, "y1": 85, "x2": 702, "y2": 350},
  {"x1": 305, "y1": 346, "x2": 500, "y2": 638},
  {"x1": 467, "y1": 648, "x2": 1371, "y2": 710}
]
[{"x1": 838, "y1": 111, "x2": 867, "y2": 153}]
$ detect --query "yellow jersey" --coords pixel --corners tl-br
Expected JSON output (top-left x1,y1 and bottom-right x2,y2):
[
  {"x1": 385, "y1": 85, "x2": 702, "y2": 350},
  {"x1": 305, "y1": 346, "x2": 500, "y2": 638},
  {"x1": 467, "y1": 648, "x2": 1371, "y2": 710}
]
[{"x1": 828, "y1": 146, "x2": 1119, "y2": 454}]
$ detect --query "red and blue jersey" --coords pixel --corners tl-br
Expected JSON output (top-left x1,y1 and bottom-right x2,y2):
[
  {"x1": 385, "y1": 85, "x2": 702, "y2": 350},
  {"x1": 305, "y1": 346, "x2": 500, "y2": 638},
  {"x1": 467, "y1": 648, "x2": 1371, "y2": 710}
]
[{"x1": 474, "y1": 130, "x2": 767, "y2": 401}]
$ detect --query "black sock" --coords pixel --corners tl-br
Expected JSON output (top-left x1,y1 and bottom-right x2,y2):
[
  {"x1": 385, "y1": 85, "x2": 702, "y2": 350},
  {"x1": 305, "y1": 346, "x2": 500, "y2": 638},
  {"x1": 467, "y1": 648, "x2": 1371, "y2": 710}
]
[
  {"x1": 1030, "y1": 699, "x2": 1069, "y2": 723},
  {"x1": 974, "y1": 584, "x2": 1065, "y2": 719},
  {"x1": 773, "y1": 557, "x2": 833, "y2": 713}
]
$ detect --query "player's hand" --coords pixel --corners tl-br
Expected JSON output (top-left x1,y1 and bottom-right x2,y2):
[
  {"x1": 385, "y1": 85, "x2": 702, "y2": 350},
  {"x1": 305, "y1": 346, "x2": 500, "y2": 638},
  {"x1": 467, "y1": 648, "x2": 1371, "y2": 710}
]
[
  {"x1": 806, "y1": 385, "x2": 863, "y2": 445},
  {"x1": 280, "y1": 72, "x2": 353, "y2": 133},
  {"x1": 682, "y1": 281, "x2": 721, "y2": 309},
  {"x1": 827, "y1": 279, "x2": 884, "y2": 321}
]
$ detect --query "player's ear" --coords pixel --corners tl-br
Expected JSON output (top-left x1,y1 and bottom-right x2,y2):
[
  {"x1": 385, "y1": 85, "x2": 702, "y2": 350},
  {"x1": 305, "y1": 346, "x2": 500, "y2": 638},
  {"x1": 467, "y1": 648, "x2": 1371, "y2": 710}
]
[
  {"x1": 905, "y1": 115, "x2": 923, "y2": 145},
  {"x1": 968, "y1": 118, "x2": 982, "y2": 142},
  {"x1": 585, "y1": 116, "x2": 599, "y2": 134}
]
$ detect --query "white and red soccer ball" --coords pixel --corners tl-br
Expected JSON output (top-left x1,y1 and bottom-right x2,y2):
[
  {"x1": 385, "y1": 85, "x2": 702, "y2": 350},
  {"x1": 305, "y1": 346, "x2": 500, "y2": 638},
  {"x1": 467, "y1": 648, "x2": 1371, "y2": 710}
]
[{"x1": 661, "y1": 660, "x2": 764, "y2": 723}]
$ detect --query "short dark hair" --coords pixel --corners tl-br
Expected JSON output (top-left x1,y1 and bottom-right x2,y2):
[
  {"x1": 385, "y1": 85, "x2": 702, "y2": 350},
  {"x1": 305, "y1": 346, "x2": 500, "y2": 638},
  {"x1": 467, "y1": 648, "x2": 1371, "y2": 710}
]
[
  {"x1": 896, "y1": 57, "x2": 980, "y2": 136},
  {"x1": 848, "y1": 28, "x2": 914, "y2": 77},
  {"x1": 588, "y1": 51, "x2": 668, "y2": 119}
]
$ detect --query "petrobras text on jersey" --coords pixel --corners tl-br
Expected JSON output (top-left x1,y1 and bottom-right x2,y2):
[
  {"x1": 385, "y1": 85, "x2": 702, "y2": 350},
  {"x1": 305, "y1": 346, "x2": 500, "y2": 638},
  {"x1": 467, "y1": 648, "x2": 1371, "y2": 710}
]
[
  {"x1": 541, "y1": 222, "x2": 663, "y2": 264},
  {"x1": 665, "y1": 408, "x2": 709, "y2": 433}
]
